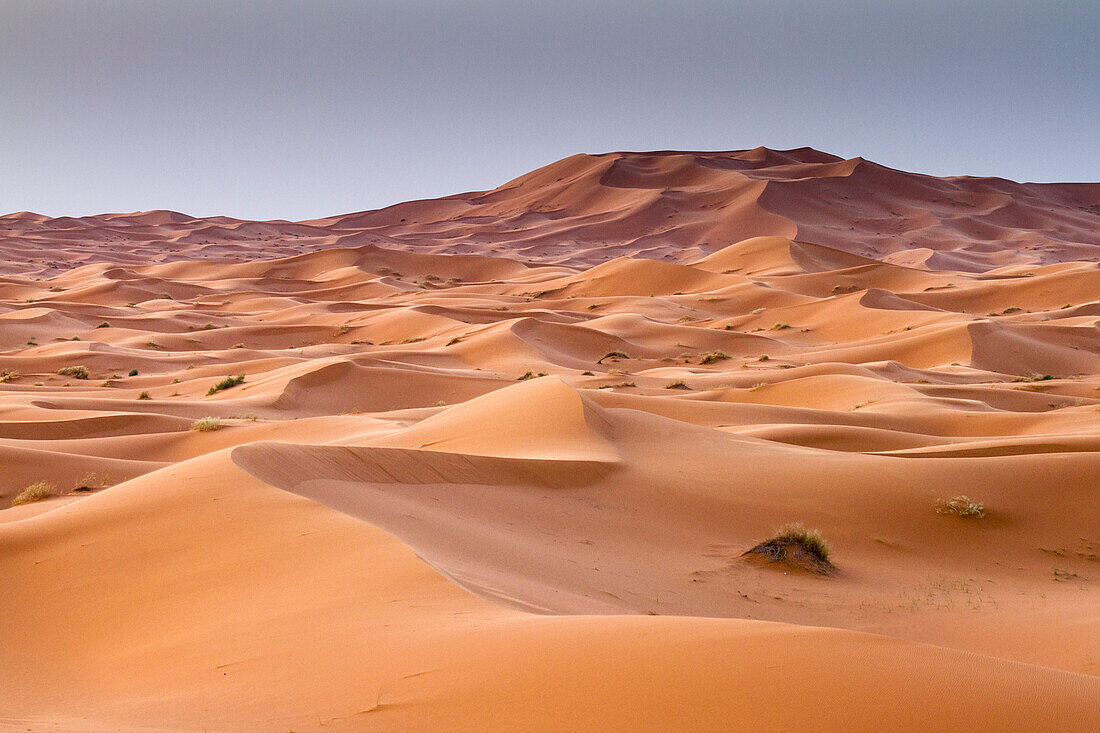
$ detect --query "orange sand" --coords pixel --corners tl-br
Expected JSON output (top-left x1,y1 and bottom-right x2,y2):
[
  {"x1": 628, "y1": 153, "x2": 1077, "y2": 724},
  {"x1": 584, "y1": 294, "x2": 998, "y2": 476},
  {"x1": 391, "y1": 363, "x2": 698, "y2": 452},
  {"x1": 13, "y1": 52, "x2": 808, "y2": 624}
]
[{"x1": 1, "y1": 149, "x2": 1098, "y2": 731}]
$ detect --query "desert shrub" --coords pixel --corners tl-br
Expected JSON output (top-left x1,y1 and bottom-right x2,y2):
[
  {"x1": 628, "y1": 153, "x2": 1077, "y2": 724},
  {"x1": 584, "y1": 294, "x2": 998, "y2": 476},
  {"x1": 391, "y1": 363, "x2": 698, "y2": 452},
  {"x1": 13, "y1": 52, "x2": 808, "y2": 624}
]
[
  {"x1": 666, "y1": 381, "x2": 691, "y2": 390},
  {"x1": 206, "y1": 374, "x2": 245, "y2": 396},
  {"x1": 73, "y1": 473, "x2": 107, "y2": 492},
  {"x1": 13, "y1": 482, "x2": 55, "y2": 505},
  {"x1": 744, "y1": 522, "x2": 834, "y2": 573},
  {"x1": 0, "y1": 370, "x2": 18, "y2": 383},
  {"x1": 935, "y1": 495, "x2": 985, "y2": 518},
  {"x1": 517, "y1": 371, "x2": 547, "y2": 381},
  {"x1": 700, "y1": 350, "x2": 730, "y2": 365},
  {"x1": 57, "y1": 365, "x2": 89, "y2": 380},
  {"x1": 137, "y1": 390, "x2": 151, "y2": 400},
  {"x1": 191, "y1": 417, "x2": 221, "y2": 432}
]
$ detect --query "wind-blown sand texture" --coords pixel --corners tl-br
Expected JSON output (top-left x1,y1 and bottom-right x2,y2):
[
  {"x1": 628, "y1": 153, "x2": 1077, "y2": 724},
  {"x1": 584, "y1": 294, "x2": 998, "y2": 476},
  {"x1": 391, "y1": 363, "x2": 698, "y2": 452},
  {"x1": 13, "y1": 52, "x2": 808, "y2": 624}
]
[{"x1": 2, "y1": 149, "x2": 1099, "y2": 731}]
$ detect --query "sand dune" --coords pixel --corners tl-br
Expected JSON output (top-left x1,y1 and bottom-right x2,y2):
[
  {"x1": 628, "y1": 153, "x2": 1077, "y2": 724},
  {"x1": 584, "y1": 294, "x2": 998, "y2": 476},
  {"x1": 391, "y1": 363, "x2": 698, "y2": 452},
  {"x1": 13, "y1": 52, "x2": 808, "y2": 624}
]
[{"x1": 2, "y1": 149, "x2": 1099, "y2": 730}]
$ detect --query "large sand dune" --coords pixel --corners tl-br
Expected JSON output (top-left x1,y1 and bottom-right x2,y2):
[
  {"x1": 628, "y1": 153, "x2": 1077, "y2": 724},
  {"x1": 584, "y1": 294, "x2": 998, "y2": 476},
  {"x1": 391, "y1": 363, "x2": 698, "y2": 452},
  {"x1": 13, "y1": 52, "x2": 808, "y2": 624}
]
[{"x1": 1, "y1": 149, "x2": 1099, "y2": 730}]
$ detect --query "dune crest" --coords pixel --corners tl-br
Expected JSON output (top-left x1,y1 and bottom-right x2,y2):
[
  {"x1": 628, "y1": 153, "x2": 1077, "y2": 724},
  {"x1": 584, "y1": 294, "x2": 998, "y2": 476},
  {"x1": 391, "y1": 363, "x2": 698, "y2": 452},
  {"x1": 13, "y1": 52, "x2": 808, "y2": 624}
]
[{"x1": 2, "y1": 150, "x2": 1099, "y2": 730}]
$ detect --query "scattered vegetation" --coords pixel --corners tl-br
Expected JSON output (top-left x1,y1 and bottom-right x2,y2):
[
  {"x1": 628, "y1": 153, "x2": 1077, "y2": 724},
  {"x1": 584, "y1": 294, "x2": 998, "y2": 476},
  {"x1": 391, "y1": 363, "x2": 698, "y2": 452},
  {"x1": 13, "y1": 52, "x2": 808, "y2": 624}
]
[
  {"x1": 73, "y1": 473, "x2": 108, "y2": 492},
  {"x1": 935, "y1": 495, "x2": 985, "y2": 518},
  {"x1": 57, "y1": 365, "x2": 89, "y2": 380},
  {"x1": 0, "y1": 370, "x2": 18, "y2": 383},
  {"x1": 13, "y1": 482, "x2": 55, "y2": 506},
  {"x1": 744, "y1": 522, "x2": 834, "y2": 574},
  {"x1": 666, "y1": 380, "x2": 691, "y2": 390},
  {"x1": 1013, "y1": 373, "x2": 1055, "y2": 382},
  {"x1": 700, "y1": 350, "x2": 730, "y2": 365},
  {"x1": 206, "y1": 374, "x2": 245, "y2": 396},
  {"x1": 191, "y1": 417, "x2": 221, "y2": 432},
  {"x1": 517, "y1": 371, "x2": 547, "y2": 381}
]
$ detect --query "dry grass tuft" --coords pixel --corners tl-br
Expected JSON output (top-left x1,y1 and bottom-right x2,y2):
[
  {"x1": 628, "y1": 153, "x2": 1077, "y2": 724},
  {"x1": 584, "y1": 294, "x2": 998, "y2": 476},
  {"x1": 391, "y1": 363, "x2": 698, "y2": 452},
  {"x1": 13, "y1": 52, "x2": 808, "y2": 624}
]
[
  {"x1": 191, "y1": 417, "x2": 221, "y2": 432},
  {"x1": 743, "y1": 522, "x2": 834, "y2": 574},
  {"x1": 14, "y1": 482, "x2": 55, "y2": 505},
  {"x1": 935, "y1": 495, "x2": 985, "y2": 518},
  {"x1": 57, "y1": 365, "x2": 89, "y2": 380}
]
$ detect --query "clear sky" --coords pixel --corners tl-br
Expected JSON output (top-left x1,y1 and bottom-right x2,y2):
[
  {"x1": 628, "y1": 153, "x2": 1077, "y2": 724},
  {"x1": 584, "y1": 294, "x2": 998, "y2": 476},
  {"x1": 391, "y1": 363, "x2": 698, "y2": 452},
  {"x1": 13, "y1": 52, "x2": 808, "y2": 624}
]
[{"x1": 2, "y1": 0, "x2": 1097, "y2": 221}]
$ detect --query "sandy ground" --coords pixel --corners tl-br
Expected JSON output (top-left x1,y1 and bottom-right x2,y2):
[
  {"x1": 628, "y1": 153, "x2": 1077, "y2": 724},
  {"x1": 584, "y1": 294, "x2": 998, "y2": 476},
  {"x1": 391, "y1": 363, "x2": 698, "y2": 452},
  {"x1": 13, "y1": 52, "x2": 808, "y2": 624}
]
[{"x1": 1, "y1": 149, "x2": 1099, "y2": 731}]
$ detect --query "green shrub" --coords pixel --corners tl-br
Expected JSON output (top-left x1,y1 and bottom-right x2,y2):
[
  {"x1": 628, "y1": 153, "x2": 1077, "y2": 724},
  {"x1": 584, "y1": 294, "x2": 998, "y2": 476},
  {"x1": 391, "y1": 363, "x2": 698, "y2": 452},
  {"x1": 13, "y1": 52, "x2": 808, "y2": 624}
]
[
  {"x1": 207, "y1": 374, "x2": 245, "y2": 396},
  {"x1": 191, "y1": 417, "x2": 221, "y2": 432}
]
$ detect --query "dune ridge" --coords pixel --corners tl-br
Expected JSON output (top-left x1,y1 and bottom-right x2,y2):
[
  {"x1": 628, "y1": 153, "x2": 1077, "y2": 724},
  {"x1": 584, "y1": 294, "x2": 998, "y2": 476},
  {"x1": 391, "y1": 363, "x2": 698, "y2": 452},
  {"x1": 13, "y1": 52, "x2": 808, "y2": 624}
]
[
  {"x1": 5, "y1": 147, "x2": 1098, "y2": 277},
  {"x1": 1, "y1": 150, "x2": 1099, "y2": 731}
]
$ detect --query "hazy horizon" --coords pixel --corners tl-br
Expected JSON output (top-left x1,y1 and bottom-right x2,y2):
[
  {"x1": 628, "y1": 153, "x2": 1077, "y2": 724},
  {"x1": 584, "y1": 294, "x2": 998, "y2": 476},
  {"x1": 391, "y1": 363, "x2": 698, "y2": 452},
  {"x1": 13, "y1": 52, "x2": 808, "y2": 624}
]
[{"x1": 3, "y1": 0, "x2": 1097, "y2": 221}]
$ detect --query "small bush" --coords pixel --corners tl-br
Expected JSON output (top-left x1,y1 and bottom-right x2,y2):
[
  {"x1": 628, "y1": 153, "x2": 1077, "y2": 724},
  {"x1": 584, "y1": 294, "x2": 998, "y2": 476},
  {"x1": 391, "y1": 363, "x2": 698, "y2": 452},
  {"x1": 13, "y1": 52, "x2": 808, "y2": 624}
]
[
  {"x1": 700, "y1": 350, "x2": 730, "y2": 365},
  {"x1": 936, "y1": 495, "x2": 985, "y2": 518},
  {"x1": 57, "y1": 365, "x2": 89, "y2": 380},
  {"x1": 207, "y1": 374, "x2": 245, "y2": 396},
  {"x1": 744, "y1": 522, "x2": 834, "y2": 573},
  {"x1": 666, "y1": 380, "x2": 691, "y2": 390},
  {"x1": 128, "y1": 369, "x2": 139, "y2": 376},
  {"x1": 137, "y1": 391, "x2": 151, "y2": 400},
  {"x1": 772, "y1": 322, "x2": 792, "y2": 330},
  {"x1": 96, "y1": 321, "x2": 111, "y2": 328},
  {"x1": 13, "y1": 482, "x2": 55, "y2": 505},
  {"x1": 517, "y1": 371, "x2": 547, "y2": 381},
  {"x1": 191, "y1": 417, "x2": 221, "y2": 432},
  {"x1": 73, "y1": 473, "x2": 107, "y2": 492},
  {"x1": 0, "y1": 370, "x2": 18, "y2": 383}
]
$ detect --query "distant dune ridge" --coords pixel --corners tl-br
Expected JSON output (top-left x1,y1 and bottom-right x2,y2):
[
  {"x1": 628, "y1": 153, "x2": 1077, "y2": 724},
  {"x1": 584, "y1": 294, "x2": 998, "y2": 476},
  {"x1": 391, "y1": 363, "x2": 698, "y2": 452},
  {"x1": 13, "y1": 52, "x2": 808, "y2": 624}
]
[
  {"x1": 3, "y1": 147, "x2": 1099, "y2": 277},
  {"x1": 1, "y1": 149, "x2": 1099, "y2": 731}
]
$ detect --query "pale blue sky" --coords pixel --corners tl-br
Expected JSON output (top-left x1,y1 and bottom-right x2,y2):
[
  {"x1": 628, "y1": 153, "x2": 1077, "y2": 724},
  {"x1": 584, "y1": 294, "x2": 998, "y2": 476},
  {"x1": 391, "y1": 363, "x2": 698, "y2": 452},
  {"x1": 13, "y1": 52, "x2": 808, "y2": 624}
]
[{"x1": 2, "y1": 1, "x2": 1097, "y2": 220}]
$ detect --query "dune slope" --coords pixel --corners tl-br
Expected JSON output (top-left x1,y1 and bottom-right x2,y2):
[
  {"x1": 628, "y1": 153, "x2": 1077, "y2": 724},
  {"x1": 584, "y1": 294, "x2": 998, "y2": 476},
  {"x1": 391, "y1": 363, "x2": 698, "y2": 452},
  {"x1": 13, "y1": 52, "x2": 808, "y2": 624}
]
[{"x1": 2, "y1": 150, "x2": 1099, "y2": 730}]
